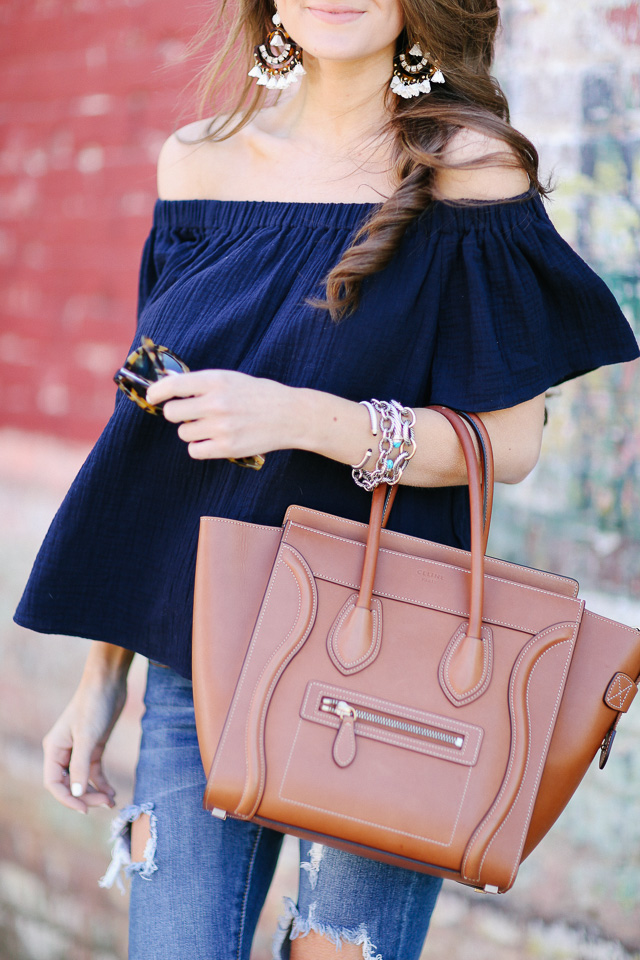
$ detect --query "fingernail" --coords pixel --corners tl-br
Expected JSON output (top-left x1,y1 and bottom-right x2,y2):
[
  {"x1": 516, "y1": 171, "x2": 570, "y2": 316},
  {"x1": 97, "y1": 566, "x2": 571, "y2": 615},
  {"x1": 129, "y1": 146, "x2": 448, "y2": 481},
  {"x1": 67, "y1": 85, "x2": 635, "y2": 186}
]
[
  {"x1": 76, "y1": 808, "x2": 87, "y2": 815},
  {"x1": 71, "y1": 782, "x2": 84, "y2": 797},
  {"x1": 101, "y1": 802, "x2": 113, "y2": 809}
]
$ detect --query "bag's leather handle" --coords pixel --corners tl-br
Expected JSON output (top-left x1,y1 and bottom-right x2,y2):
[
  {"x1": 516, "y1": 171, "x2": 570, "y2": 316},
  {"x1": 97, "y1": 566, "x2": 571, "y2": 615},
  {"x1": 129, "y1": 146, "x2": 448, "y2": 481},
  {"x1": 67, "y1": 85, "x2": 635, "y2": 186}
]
[
  {"x1": 430, "y1": 407, "x2": 490, "y2": 641},
  {"x1": 381, "y1": 411, "x2": 493, "y2": 547},
  {"x1": 356, "y1": 407, "x2": 492, "y2": 641},
  {"x1": 457, "y1": 411, "x2": 494, "y2": 554}
]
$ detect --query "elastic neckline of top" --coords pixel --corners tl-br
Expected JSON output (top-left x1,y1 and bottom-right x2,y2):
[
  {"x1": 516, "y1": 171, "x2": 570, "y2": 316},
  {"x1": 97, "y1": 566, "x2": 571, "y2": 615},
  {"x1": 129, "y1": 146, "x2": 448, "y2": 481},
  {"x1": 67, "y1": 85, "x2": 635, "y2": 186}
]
[
  {"x1": 153, "y1": 198, "x2": 378, "y2": 232},
  {"x1": 152, "y1": 191, "x2": 543, "y2": 233}
]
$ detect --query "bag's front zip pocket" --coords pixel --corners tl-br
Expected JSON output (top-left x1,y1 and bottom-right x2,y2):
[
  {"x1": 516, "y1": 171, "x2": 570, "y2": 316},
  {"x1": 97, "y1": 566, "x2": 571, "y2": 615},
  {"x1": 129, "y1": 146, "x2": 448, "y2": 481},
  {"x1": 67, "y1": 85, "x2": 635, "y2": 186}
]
[
  {"x1": 320, "y1": 697, "x2": 465, "y2": 750},
  {"x1": 301, "y1": 684, "x2": 483, "y2": 770}
]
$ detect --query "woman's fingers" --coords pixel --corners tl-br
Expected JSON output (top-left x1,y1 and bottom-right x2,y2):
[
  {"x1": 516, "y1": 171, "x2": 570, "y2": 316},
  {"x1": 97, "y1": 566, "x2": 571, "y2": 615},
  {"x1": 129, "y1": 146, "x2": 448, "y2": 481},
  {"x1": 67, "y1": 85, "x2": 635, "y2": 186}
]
[
  {"x1": 43, "y1": 730, "x2": 116, "y2": 813},
  {"x1": 89, "y1": 760, "x2": 117, "y2": 804},
  {"x1": 187, "y1": 440, "x2": 221, "y2": 460},
  {"x1": 146, "y1": 370, "x2": 213, "y2": 406},
  {"x1": 177, "y1": 419, "x2": 223, "y2": 443},
  {"x1": 43, "y1": 738, "x2": 89, "y2": 813},
  {"x1": 68, "y1": 742, "x2": 116, "y2": 809},
  {"x1": 162, "y1": 396, "x2": 203, "y2": 424},
  {"x1": 42, "y1": 740, "x2": 71, "y2": 791},
  {"x1": 148, "y1": 368, "x2": 294, "y2": 460}
]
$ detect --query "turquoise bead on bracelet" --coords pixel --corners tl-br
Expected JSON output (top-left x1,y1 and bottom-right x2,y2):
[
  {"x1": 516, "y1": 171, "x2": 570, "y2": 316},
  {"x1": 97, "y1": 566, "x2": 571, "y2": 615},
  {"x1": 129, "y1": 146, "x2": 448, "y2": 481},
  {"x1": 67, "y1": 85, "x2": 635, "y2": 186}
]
[{"x1": 351, "y1": 398, "x2": 417, "y2": 492}]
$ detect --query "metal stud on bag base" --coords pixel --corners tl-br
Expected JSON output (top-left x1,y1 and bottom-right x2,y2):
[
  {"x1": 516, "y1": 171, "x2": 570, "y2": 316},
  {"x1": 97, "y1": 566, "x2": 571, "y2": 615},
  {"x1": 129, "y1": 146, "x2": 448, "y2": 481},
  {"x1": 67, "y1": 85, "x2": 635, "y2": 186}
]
[
  {"x1": 390, "y1": 42, "x2": 445, "y2": 99},
  {"x1": 248, "y1": 12, "x2": 306, "y2": 90}
]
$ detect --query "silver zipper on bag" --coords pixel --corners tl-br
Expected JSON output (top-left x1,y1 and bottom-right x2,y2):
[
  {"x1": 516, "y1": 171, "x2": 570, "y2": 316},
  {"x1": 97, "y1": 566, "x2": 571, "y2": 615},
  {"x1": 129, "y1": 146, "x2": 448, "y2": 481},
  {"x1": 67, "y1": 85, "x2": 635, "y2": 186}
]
[{"x1": 320, "y1": 697, "x2": 464, "y2": 749}]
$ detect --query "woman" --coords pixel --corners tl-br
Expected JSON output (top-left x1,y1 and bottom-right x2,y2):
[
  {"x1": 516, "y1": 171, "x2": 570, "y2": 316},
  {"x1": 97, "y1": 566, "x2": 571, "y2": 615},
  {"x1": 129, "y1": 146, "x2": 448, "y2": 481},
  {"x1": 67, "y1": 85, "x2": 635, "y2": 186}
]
[{"x1": 15, "y1": 0, "x2": 639, "y2": 958}]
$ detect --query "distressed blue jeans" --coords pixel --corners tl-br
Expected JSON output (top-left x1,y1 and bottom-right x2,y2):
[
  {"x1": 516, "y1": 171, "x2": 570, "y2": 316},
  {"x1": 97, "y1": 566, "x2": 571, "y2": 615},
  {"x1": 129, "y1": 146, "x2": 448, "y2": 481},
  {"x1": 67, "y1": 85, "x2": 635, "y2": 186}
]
[{"x1": 102, "y1": 662, "x2": 442, "y2": 960}]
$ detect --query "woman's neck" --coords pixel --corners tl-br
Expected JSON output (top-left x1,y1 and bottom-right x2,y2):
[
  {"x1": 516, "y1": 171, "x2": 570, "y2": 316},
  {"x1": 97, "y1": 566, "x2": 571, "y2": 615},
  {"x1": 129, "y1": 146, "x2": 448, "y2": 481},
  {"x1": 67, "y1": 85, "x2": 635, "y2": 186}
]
[{"x1": 261, "y1": 46, "x2": 394, "y2": 153}]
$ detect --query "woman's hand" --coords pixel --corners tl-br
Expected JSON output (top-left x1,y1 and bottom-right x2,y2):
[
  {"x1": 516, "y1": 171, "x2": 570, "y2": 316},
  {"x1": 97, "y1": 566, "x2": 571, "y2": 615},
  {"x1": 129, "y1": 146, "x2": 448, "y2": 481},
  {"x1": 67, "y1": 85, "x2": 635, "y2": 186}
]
[
  {"x1": 43, "y1": 642, "x2": 134, "y2": 814},
  {"x1": 146, "y1": 370, "x2": 300, "y2": 461}
]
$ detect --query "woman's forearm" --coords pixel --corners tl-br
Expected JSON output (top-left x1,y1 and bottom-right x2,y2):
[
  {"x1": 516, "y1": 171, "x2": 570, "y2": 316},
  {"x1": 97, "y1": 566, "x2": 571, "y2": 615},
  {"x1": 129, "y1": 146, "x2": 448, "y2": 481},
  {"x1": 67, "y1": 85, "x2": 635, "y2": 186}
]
[
  {"x1": 291, "y1": 387, "x2": 546, "y2": 487},
  {"x1": 146, "y1": 369, "x2": 546, "y2": 484},
  {"x1": 80, "y1": 641, "x2": 135, "y2": 687}
]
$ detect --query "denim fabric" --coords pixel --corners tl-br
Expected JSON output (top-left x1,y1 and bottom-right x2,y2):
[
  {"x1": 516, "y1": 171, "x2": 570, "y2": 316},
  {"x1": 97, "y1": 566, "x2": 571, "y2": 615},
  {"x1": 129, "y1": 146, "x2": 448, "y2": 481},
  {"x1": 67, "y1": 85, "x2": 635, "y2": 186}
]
[{"x1": 123, "y1": 662, "x2": 442, "y2": 960}]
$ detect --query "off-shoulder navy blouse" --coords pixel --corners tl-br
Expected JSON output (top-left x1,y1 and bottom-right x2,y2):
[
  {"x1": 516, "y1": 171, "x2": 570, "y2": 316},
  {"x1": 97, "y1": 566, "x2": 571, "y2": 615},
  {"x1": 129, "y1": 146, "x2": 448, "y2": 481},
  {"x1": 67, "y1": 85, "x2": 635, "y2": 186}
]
[{"x1": 15, "y1": 193, "x2": 639, "y2": 678}]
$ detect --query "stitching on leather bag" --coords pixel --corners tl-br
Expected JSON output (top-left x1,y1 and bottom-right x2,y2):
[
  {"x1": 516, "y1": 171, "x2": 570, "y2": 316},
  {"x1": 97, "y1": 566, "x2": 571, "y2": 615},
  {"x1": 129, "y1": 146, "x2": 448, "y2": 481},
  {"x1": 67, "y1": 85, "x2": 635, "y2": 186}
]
[
  {"x1": 322, "y1": 577, "x2": 557, "y2": 636},
  {"x1": 303, "y1": 682, "x2": 483, "y2": 766},
  {"x1": 312, "y1": 680, "x2": 483, "y2": 759},
  {"x1": 586, "y1": 610, "x2": 639, "y2": 636},
  {"x1": 200, "y1": 517, "x2": 278, "y2": 533},
  {"x1": 278, "y1": 718, "x2": 474, "y2": 848},
  {"x1": 606, "y1": 675, "x2": 634, "y2": 710},
  {"x1": 461, "y1": 621, "x2": 577, "y2": 881},
  {"x1": 477, "y1": 635, "x2": 574, "y2": 885},
  {"x1": 327, "y1": 595, "x2": 383, "y2": 674},
  {"x1": 307, "y1": 712, "x2": 478, "y2": 765},
  {"x1": 284, "y1": 525, "x2": 579, "y2": 634},
  {"x1": 249, "y1": 545, "x2": 318, "y2": 819},
  {"x1": 505, "y1": 621, "x2": 578, "y2": 888},
  {"x1": 237, "y1": 554, "x2": 303, "y2": 815},
  {"x1": 209, "y1": 545, "x2": 307, "y2": 808},
  {"x1": 461, "y1": 625, "x2": 566, "y2": 880},
  {"x1": 208, "y1": 549, "x2": 287, "y2": 792},
  {"x1": 307, "y1": 682, "x2": 482, "y2": 738},
  {"x1": 441, "y1": 622, "x2": 494, "y2": 705},
  {"x1": 285, "y1": 519, "x2": 577, "y2": 593}
]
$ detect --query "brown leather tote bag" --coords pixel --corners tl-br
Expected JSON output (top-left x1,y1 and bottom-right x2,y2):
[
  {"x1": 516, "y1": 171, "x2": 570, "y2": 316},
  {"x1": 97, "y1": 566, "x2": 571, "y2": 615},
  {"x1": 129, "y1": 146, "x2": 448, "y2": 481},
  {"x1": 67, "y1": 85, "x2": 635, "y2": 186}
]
[{"x1": 192, "y1": 407, "x2": 640, "y2": 894}]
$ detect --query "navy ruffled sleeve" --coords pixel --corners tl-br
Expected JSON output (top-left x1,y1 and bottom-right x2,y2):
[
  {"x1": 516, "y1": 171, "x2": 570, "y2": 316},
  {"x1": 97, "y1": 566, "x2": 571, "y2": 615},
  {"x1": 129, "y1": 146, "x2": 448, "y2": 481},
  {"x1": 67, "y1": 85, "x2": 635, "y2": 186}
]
[{"x1": 425, "y1": 195, "x2": 639, "y2": 410}]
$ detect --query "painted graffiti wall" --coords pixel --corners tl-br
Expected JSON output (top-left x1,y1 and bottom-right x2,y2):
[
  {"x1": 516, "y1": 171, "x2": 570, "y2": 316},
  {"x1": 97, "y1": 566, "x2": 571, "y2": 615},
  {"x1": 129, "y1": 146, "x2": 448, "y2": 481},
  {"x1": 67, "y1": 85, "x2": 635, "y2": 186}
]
[{"x1": 493, "y1": 0, "x2": 640, "y2": 599}]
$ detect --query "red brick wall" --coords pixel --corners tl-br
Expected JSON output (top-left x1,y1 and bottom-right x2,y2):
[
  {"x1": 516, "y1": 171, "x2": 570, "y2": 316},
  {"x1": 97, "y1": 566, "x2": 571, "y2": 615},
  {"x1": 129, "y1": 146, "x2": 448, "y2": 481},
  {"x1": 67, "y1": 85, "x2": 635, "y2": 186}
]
[{"x1": 0, "y1": 0, "x2": 204, "y2": 442}]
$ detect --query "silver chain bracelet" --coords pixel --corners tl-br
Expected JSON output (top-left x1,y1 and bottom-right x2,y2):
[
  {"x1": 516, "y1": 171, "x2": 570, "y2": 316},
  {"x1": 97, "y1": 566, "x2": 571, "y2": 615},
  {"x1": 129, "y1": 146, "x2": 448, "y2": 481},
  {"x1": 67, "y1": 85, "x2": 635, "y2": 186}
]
[{"x1": 351, "y1": 399, "x2": 417, "y2": 491}]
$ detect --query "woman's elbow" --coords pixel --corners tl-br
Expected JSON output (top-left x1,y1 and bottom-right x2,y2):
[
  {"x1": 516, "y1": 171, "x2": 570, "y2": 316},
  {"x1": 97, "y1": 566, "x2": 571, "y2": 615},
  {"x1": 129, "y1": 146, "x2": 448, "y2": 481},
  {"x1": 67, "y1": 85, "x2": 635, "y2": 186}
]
[
  {"x1": 483, "y1": 395, "x2": 546, "y2": 485},
  {"x1": 494, "y1": 440, "x2": 542, "y2": 484}
]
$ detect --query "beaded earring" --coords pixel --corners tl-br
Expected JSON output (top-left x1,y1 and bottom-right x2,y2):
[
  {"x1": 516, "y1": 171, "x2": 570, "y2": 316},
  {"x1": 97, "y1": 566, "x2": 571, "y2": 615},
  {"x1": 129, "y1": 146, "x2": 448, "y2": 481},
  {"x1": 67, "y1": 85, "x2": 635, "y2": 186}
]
[
  {"x1": 390, "y1": 42, "x2": 445, "y2": 99},
  {"x1": 248, "y1": 11, "x2": 306, "y2": 89}
]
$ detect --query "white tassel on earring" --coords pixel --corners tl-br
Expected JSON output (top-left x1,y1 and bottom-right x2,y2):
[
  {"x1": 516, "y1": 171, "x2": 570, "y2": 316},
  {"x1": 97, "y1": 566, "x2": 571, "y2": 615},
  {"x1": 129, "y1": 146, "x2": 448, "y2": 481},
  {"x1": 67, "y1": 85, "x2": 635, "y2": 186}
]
[
  {"x1": 248, "y1": 10, "x2": 306, "y2": 89},
  {"x1": 390, "y1": 41, "x2": 445, "y2": 99}
]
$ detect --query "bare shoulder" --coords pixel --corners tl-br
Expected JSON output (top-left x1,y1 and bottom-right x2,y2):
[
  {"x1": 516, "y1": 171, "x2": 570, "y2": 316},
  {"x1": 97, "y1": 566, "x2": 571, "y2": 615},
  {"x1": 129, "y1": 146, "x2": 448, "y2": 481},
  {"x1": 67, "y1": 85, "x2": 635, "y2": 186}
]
[
  {"x1": 157, "y1": 118, "x2": 241, "y2": 200},
  {"x1": 435, "y1": 127, "x2": 531, "y2": 201}
]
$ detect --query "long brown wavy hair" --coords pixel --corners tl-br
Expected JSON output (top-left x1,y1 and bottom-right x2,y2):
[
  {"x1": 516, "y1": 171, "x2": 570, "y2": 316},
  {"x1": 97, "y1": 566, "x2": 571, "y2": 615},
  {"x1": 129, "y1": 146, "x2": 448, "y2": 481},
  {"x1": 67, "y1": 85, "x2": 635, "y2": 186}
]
[{"x1": 190, "y1": 0, "x2": 545, "y2": 319}]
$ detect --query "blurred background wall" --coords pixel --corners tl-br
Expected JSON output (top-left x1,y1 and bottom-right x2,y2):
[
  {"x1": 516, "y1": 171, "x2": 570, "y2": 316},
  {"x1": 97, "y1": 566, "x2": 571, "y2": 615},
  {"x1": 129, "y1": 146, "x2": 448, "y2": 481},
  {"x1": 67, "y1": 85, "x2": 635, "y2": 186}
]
[
  {"x1": 0, "y1": 0, "x2": 199, "y2": 442},
  {"x1": 1, "y1": 1, "x2": 639, "y2": 958}
]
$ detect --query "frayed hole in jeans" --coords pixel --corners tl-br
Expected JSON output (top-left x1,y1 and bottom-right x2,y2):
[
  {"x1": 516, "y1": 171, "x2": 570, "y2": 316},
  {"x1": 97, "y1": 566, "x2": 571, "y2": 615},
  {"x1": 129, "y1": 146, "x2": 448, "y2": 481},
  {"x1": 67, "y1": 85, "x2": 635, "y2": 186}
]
[
  {"x1": 300, "y1": 843, "x2": 324, "y2": 890},
  {"x1": 272, "y1": 898, "x2": 383, "y2": 960},
  {"x1": 98, "y1": 802, "x2": 158, "y2": 894}
]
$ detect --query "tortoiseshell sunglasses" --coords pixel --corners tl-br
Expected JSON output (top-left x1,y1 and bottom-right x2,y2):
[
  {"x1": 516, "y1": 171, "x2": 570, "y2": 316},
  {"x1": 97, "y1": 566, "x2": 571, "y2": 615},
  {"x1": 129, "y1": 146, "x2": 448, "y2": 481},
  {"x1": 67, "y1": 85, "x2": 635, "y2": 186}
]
[{"x1": 113, "y1": 337, "x2": 265, "y2": 470}]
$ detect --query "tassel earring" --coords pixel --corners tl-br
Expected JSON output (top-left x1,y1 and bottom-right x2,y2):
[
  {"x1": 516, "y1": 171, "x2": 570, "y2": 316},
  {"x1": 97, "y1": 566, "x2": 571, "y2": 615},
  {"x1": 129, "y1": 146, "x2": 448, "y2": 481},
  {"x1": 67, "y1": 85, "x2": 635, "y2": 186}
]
[
  {"x1": 390, "y1": 42, "x2": 445, "y2": 99},
  {"x1": 248, "y1": 11, "x2": 306, "y2": 89}
]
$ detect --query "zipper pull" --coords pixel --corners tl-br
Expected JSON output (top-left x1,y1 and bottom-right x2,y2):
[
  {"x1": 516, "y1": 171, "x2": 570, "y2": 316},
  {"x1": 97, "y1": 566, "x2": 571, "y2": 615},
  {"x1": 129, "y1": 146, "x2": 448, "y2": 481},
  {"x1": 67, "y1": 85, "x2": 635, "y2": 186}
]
[{"x1": 332, "y1": 701, "x2": 357, "y2": 768}]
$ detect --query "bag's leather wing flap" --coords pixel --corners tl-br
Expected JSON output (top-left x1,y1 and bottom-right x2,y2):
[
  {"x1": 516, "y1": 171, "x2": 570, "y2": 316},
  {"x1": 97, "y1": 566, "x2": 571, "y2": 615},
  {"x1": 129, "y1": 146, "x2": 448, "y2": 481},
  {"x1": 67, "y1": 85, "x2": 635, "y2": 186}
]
[
  {"x1": 194, "y1": 517, "x2": 281, "y2": 781},
  {"x1": 205, "y1": 542, "x2": 317, "y2": 818},
  {"x1": 523, "y1": 611, "x2": 640, "y2": 857},
  {"x1": 461, "y1": 620, "x2": 580, "y2": 890}
]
